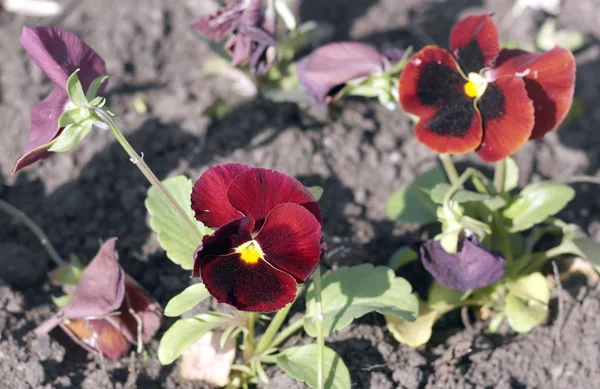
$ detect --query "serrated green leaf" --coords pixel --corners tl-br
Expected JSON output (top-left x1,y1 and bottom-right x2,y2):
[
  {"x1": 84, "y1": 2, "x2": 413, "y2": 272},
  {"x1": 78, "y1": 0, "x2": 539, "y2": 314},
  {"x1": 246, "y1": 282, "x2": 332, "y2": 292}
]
[
  {"x1": 48, "y1": 118, "x2": 94, "y2": 152},
  {"x1": 51, "y1": 293, "x2": 73, "y2": 308},
  {"x1": 164, "y1": 283, "x2": 211, "y2": 317},
  {"x1": 385, "y1": 300, "x2": 436, "y2": 348},
  {"x1": 276, "y1": 344, "x2": 351, "y2": 389},
  {"x1": 145, "y1": 176, "x2": 212, "y2": 269},
  {"x1": 86, "y1": 75, "x2": 109, "y2": 101},
  {"x1": 158, "y1": 317, "x2": 223, "y2": 365},
  {"x1": 429, "y1": 183, "x2": 490, "y2": 204},
  {"x1": 387, "y1": 247, "x2": 417, "y2": 271},
  {"x1": 58, "y1": 107, "x2": 91, "y2": 127},
  {"x1": 66, "y1": 70, "x2": 87, "y2": 107},
  {"x1": 304, "y1": 264, "x2": 418, "y2": 337},
  {"x1": 504, "y1": 183, "x2": 575, "y2": 232},
  {"x1": 307, "y1": 186, "x2": 324, "y2": 201},
  {"x1": 386, "y1": 167, "x2": 447, "y2": 224}
]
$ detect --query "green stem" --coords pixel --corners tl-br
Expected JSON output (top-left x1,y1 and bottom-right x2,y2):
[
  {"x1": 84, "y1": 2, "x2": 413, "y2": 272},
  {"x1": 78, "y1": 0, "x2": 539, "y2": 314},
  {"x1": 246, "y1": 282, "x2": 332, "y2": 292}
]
[
  {"x1": 94, "y1": 109, "x2": 204, "y2": 243},
  {"x1": 244, "y1": 313, "x2": 257, "y2": 362},
  {"x1": 439, "y1": 154, "x2": 460, "y2": 185},
  {"x1": 313, "y1": 265, "x2": 325, "y2": 389},
  {"x1": 268, "y1": 317, "x2": 305, "y2": 350},
  {"x1": 256, "y1": 303, "x2": 292, "y2": 354},
  {"x1": 0, "y1": 199, "x2": 67, "y2": 267},
  {"x1": 493, "y1": 158, "x2": 507, "y2": 193},
  {"x1": 493, "y1": 211, "x2": 513, "y2": 264}
]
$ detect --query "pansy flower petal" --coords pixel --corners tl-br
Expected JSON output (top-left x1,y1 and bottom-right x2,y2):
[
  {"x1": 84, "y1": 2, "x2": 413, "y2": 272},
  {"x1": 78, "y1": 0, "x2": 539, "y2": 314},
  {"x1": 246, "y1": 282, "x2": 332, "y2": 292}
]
[
  {"x1": 122, "y1": 275, "x2": 163, "y2": 343},
  {"x1": 191, "y1": 163, "x2": 252, "y2": 228},
  {"x1": 296, "y1": 42, "x2": 388, "y2": 105},
  {"x1": 227, "y1": 168, "x2": 321, "y2": 228},
  {"x1": 488, "y1": 47, "x2": 575, "y2": 140},
  {"x1": 200, "y1": 253, "x2": 297, "y2": 312},
  {"x1": 449, "y1": 14, "x2": 500, "y2": 73},
  {"x1": 193, "y1": 217, "x2": 255, "y2": 277},
  {"x1": 476, "y1": 76, "x2": 534, "y2": 162},
  {"x1": 255, "y1": 204, "x2": 322, "y2": 282},
  {"x1": 12, "y1": 86, "x2": 69, "y2": 174},
  {"x1": 191, "y1": 0, "x2": 246, "y2": 41},
  {"x1": 20, "y1": 26, "x2": 106, "y2": 90},
  {"x1": 59, "y1": 318, "x2": 130, "y2": 360}
]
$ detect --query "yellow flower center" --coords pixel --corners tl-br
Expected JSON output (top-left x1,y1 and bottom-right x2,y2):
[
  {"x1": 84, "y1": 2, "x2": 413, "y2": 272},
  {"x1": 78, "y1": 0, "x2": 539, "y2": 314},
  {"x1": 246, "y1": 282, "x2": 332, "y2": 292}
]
[
  {"x1": 235, "y1": 240, "x2": 264, "y2": 265},
  {"x1": 463, "y1": 72, "x2": 488, "y2": 98}
]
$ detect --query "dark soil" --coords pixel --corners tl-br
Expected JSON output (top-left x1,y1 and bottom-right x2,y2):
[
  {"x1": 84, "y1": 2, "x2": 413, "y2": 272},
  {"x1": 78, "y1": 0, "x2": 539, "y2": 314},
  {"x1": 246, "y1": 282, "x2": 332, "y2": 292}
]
[{"x1": 1, "y1": 0, "x2": 600, "y2": 388}]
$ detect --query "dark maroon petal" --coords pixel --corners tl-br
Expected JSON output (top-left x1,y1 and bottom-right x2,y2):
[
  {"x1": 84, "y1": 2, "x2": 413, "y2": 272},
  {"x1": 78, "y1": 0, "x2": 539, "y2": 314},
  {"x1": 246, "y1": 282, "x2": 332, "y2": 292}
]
[
  {"x1": 192, "y1": 217, "x2": 255, "y2": 277},
  {"x1": 200, "y1": 252, "x2": 297, "y2": 312},
  {"x1": 12, "y1": 86, "x2": 68, "y2": 174},
  {"x1": 20, "y1": 26, "x2": 106, "y2": 90},
  {"x1": 191, "y1": 0, "x2": 246, "y2": 41},
  {"x1": 296, "y1": 42, "x2": 388, "y2": 105},
  {"x1": 191, "y1": 163, "x2": 252, "y2": 228},
  {"x1": 121, "y1": 275, "x2": 163, "y2": 343},
  {"x1": 449, "y1": 14, "x2": 499, "y2": 73},
  {"x1": 255, "y1": 204, "x2": 322, "y2": 282},
  {"x1": 59, "y1": 318, "x2": 130, "y2": 360},
  {"x1": 420, "y1": 236, "x2": 506, "y2": 292},
  {"x1": 227, "y1": 168, "x2": 321, "y2": 229}
]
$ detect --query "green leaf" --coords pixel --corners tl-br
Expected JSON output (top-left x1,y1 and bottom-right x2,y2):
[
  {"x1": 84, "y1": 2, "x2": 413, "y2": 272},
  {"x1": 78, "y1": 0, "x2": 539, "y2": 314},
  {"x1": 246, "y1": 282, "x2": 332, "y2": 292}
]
[
  {"x1": 51, "y1": 293, "x2": 73, "y2": 308},
  {"x1": 386, "y1": 167, "x2": 446, "y2": 224},
  {"x1": 561, "y1": 227, "x2": 600, "y2": 266},
  {"x1": 49, "y1": 263, "x2": 83, "y2": 286},
  {"x1": 387, "y1": 247, "x2": 417, "y2": 271},
  {"x1": 307, "y1": 186, "x2": 324, "y2": 201},
  {"x1": 158, "y1": 317, "x2": 223, "y2": 365},
  {"x1": 427, "y1": 281, "x2": 464, "y2": 311},
  {"x1": 504, "y1": 273, "x2": 550, "y2": 333},
  {"x1": 304, "y1": 264, "x2": 418, "y2": 337},
  {"x1": 385, "y1": 300, "x2": 436, "y2": 348},
  {"x1": 503, "y1": 157, "x2": 519, "y2": 192},
  {"x1": 66, "y1": 69, "x2": 88, "y2": 107},
  {"x1": 276, "y1": 344, "x2": 351, "y2": 389},
  {"x1": 488, "y1": 312, "x2": 505, "y2": 333},
  {"x1": 429, "y1": 183, "x2": 489, "y2": 204},
  {"x1": 503, "y1": 183, "x2": 575, "y2": 232},
  {"x1": 145, "y1": 176, "x2": 212, "y2": 269},
  {"x1": 85, "y1": 75, "x2": 109, "y2": 101},
  {"x1": 164, "y1": 283, "x2": 211, "y2": 317},
  {"x1": 58, "y1": 107, "x2": 91, "y2": 127},
  {"x1": 48, "y1": 118, "x2": 94, "y2": 152}
]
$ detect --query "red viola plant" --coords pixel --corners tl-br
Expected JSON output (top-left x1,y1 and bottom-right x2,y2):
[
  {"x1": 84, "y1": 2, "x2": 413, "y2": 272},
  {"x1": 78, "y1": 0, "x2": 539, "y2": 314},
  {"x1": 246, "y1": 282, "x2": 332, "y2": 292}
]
[
  {"x1": 399, "y1": 14, "x2": 575, "y2": 162},
  {"x1": 34, "y1": 238, "x2": 163, "y2": 360},
  {"x1": 13, "y1": 26, "x2": 107, "y2": 173},
  {"x1": 190, "y1": 163, "x2": 323, "y2": 312}
]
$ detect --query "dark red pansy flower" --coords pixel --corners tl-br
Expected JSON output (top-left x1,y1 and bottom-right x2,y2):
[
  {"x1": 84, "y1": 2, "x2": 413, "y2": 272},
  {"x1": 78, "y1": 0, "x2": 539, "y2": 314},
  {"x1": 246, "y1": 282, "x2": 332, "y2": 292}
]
[
  {"x1": 190, "y1": 164, "x2": 323, "y2": 312},
  {"x1": 399, "y1": 14, "x2": 575, "y2": 162},
  {"x1": 297, "y1": 41, "x2": 404, "y2": 106},
  {"x1": 34, "y1": 238, "x2": 162, "y2": 360},
  {"x1": 13, "y1": 26, "x2": 107, "y2": 174},
  {"x1": 191, "y1": 0, "x2": 277, "y2": 74},
  {"x1": 419, "y1": 235, "x2": 506, "y2": 292}
]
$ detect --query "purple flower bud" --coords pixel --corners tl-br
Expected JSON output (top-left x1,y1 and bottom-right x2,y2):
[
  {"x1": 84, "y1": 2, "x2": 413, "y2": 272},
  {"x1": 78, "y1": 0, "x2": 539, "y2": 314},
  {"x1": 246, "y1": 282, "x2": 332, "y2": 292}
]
[
  {"x1": 296, "y1": 42, "x2": 401, "y2": 106},
  {"x1": 419, "y1": 235, "x2": 506, "y2": 292}
]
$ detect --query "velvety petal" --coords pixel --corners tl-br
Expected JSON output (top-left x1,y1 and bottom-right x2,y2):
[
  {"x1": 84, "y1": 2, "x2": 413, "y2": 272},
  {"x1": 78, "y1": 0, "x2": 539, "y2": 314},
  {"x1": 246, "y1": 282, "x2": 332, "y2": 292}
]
[
  {"x1": 200, "y1": 253, "x2": 297, "y2": 312},
  {"x1": 296, "y1": 42, "x2": 388, "y2": 105},
  {"x1": 420, "y1": 236, "x2": 506, "y2": 292},
  {"x1": 449, "y1": 14, "x2": 499, "y2": 73},
  {"x1": 59, "y1": 318, "x2": 130, "y2": 360},
  {"x1": 476, "y1": 76, "x2": 534, "y2": 162},
  {"x1": 227, "y1": 168, "x2": 322, "y2": 228},
  {"x1": 191, "y1": 163, "x2": 252, "y2": 228},
  {"x1": 191, "y1": 0, "x2": 246, "y2": 41},
  {"x1": 20, "y1": 26, "x2": 107, "y2": 90},
  {"x1": 12, "y1": 86, "x2": 68, "y2": 174},
  {"x1": 255, "y1": 204, "x2": 322, "y2": 282},
  {"x1": 118, "y1": 275, "x2": 163, "y2": 343},
  {"x1": 193, "y1": 217, "x2": 255, "y2": 277},
  {"x1": 488, "y1": 47, "x2": 576, "y2": 140}
]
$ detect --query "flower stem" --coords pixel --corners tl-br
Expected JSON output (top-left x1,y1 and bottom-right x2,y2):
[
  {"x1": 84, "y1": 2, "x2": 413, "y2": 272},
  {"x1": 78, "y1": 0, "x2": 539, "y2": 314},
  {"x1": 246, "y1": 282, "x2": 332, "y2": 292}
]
[
  {"x1": 0, "y1": 199, "x2": 67, "y2": 267},
  {"x1": 256, "y1": 303, "x2": 292, "y2": 354},
  {"x1": 439, "y1": 154, "x2": 460, "y2": 185},
  {"x1": 313, "y1": 265, "x2": 325, "y2": 389},
  {"x1": 94, "y1": 109, "x2": 204, "y2": 243},
  {"x1": 244, "y1": 313, "x2": 257, "y2": 362},
  {"x1": 493, "y1": 158, "x2": 507, "y2": 193},
  {"x1": 267, "y1": 316, "x2": 305, "y2": 350}
]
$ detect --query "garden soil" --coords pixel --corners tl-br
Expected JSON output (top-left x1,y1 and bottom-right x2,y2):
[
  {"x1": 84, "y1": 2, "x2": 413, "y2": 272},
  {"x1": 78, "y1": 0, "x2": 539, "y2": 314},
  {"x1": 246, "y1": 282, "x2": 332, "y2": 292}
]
[{"x1": 1, "y1": 0, "x2": 600, "y2": 388}]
